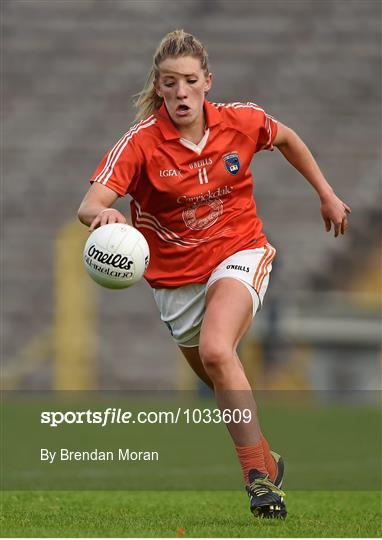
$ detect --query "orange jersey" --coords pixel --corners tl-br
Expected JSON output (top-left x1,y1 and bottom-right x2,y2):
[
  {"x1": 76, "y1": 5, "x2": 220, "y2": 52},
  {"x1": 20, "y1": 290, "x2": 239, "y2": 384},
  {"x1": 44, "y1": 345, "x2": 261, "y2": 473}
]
[{"x1": 90, "y1": 100, "x2": 278, "y2": 288}]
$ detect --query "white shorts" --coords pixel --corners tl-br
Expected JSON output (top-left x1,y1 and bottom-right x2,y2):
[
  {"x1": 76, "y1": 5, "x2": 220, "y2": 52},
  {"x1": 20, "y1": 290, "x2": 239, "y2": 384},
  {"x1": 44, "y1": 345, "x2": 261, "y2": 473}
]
[{"x1": 152, "y1": 244, "x2": 276, "y2": 347}]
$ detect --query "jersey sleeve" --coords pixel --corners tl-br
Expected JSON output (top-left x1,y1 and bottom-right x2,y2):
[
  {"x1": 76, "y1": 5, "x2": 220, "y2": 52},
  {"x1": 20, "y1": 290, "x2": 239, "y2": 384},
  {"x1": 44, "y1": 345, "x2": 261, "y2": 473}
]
[
  {"x1": 224, "y1": 102, "x2": 278, "y2": 154},
  {"x1": 90, "y1": 131, "x2": 143, "y2": 196},
  {"x1": 253, "y1": 106, "x2": 278, "y2": 153}
]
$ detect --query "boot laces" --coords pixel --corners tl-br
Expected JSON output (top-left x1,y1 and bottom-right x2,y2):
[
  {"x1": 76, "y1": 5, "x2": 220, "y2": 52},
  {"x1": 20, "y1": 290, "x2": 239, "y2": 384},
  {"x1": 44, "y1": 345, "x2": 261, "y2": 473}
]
[{"x1": 248, "y1": 476, "x2": 286, "y2": 498}]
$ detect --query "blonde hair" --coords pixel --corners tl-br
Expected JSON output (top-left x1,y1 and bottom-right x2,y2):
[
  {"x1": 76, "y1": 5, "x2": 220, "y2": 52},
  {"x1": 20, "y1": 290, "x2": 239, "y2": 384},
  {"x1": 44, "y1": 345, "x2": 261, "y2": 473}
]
[{"x1": 134, "y1": 30, "x2": 210, "y2": 121}]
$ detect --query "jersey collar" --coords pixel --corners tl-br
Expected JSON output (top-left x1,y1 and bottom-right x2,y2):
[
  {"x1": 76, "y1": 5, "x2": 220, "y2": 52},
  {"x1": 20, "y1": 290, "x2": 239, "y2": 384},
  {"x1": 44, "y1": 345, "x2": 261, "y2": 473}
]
[{"x1": 155, "y1": 99, "x2": 222, "y2": 140}]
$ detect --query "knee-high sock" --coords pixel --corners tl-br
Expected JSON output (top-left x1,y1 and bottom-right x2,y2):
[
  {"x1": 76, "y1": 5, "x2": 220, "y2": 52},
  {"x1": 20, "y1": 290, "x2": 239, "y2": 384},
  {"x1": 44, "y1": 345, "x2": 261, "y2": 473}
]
[
  {"x1": 235, "y1": 436, "x2": 277, "y2": 485},
  {"x1": 260, "y1": 433, "x2": 277, "y2": 482},
  {"x1": 235, "y1": 443, "x2": 267, "y2": 485}
]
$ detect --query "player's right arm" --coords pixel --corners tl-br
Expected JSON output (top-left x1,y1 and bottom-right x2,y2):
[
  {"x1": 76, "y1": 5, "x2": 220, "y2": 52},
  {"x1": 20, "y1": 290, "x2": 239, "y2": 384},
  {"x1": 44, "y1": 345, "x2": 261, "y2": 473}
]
[{"x1": 78, "y1": 183, "x2": 127, "y2": 232}]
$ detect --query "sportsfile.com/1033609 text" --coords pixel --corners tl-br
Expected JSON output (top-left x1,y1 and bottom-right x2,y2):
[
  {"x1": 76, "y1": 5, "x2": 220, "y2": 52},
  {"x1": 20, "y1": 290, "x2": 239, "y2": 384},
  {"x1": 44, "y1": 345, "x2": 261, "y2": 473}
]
[{"x1": 40, "y1": 408, "x2": 253, "y2": 427}]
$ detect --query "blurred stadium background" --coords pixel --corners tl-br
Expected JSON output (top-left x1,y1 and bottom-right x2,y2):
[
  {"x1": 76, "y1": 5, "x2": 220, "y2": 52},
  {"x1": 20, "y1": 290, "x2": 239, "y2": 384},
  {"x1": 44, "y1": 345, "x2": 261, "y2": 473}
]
[{"x1": 2, "y1": 0, "x2": 381, "y2": 396}]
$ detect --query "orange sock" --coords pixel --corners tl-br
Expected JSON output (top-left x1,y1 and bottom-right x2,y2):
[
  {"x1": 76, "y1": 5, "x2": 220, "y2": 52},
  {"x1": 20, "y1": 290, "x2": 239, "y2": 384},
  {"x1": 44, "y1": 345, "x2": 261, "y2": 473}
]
[
  {"x1": 235, "y1": 442, "x2": 267, "y2": 485},
  {"x1": 260, "y1": 433, "x2": 277, "y2": 482}
]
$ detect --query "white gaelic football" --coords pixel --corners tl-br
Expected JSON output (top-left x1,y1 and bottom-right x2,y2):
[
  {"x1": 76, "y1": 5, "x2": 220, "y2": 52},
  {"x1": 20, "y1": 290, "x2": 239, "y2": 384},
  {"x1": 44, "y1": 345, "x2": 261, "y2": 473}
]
[{"x1": 83, "y1": 223, "x2": 150, "y2": 289}]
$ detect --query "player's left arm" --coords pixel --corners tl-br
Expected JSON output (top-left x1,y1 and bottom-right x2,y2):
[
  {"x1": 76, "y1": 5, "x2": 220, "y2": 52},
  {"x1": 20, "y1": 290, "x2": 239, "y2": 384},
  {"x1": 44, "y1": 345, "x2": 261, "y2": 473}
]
[{"x1": 273, "y1": 122, "x2": 351, "y2": 237}]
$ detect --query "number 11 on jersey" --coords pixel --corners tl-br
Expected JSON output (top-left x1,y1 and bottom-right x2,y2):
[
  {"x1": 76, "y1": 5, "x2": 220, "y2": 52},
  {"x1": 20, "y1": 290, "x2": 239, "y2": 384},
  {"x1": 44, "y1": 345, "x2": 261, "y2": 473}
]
[{"x1": 198, "y1": 167, "x2": 209, "y2": 184}]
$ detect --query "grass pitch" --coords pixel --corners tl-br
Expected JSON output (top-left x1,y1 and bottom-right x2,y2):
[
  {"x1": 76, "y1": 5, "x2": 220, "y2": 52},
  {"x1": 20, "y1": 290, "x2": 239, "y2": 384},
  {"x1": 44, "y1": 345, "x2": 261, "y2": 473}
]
[{"x1": 1, "y1": 490, "x2": 381, "y2": 537}]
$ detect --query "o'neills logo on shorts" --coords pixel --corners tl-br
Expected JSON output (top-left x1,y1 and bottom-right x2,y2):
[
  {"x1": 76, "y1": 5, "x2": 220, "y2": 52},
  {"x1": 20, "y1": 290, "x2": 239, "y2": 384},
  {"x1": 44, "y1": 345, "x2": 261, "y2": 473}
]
[
  {"x1": 177, "y1": 185, "x2": 233, "y2": 205},
  {"x1": 226, "y1": 264, "x2": 250, "y2": 273},
  {"x1": 86, "y1": 245, "x2": 133, "y2": 270}
]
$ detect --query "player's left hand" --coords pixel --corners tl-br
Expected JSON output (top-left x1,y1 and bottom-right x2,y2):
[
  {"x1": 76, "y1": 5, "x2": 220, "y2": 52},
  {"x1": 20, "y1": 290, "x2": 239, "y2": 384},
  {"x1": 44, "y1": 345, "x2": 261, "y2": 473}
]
[{"x1": 320, "y1": 192, "x2": 351, "y2": 237}]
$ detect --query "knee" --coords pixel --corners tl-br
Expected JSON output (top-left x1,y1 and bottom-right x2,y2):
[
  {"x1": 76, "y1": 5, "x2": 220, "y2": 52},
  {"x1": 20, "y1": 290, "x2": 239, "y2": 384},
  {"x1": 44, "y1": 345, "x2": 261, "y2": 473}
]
[{"x1": 199, "y1": 340, "x2": 232, "y2": 376}]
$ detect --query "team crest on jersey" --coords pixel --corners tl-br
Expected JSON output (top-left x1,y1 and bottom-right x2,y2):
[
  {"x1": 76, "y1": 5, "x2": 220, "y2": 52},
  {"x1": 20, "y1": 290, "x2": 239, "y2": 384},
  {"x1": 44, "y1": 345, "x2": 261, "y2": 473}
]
[{"x1": 223, "y1": 152, "x2": 240, "y2": 175}]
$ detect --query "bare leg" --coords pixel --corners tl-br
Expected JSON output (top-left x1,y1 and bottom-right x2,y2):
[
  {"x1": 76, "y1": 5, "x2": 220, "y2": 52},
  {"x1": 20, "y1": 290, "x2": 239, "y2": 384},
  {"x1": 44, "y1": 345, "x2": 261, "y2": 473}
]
[
  {"x1": 182, "y1": 278, "x2": 285, "y2": 518},
  {"x1": 198, "y1": 278, "x2": 262, "y2": 446},
  {"x1": 179, "y1": 345, "x2": 213, "y2": 388},
  {"x1": 179, "y1": 347, "x2": 247, "y2": 391}
]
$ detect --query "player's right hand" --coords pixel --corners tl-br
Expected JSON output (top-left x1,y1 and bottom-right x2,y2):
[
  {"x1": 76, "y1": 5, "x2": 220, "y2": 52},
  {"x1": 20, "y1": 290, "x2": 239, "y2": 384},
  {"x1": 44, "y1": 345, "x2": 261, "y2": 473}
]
[{"x1": 89, "y1": 208, "x2": 127, "y2": 232}]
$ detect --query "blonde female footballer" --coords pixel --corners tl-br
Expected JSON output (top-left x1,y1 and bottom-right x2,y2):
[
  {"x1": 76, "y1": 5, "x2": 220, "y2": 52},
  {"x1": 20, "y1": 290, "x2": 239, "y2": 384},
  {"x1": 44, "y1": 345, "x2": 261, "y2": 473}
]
[{"x1": 78, "y1": 30, "x2": 350, "y2": 519}]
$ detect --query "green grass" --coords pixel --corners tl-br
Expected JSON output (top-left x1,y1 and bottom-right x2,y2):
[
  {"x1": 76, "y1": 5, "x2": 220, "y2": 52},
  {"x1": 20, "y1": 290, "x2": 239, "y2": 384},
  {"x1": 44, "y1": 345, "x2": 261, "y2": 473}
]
[{"x1": 1, "y1": 490, "x2": 381, "y2": 537}]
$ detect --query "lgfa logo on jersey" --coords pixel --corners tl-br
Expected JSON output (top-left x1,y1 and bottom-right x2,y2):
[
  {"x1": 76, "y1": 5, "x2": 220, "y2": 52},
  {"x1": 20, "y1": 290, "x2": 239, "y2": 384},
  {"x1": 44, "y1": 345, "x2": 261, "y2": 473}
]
[
  {"x1": 223, "y1": 152, "x2": 240, "y2": 175},
  {"x1": 160, "y1": 168, "x2": 182, "y2": 177}
]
